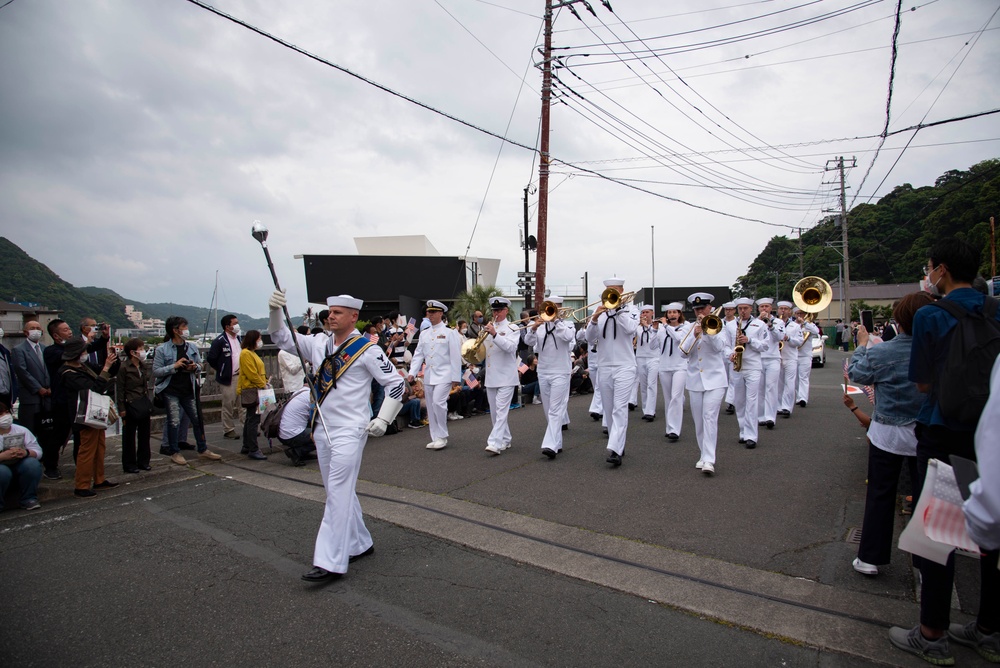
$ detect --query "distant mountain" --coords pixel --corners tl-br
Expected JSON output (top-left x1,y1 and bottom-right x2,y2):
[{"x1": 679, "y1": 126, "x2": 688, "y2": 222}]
[{"x1": 0, "y1": 237, "x2": 268, "y2": 335}]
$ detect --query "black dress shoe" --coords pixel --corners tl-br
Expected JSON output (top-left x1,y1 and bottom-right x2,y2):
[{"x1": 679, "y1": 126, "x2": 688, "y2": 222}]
[
  {"x1": 797, "y1": 400, "x2": 807, "y2": 408},
  {"x1": 43, "y1": 468, "x2": 62, "y2": 480},
  {"x1": 542, "y1": 447, "x2": 557, "y2": 460},
  {"x1": 178, "y1": 442, "x2": 195, "y2": 451},
  {"x1": 94, "y1": 480, "x2": 119, "y2": 489},
  {"x1": 765, "y1": 421, "x2": 775, "y2": 429},
  {"x1": 606, "y1": 451, "x2": 622, "y2": 467},
  {"x1": 642, "y1": 415, "x2": 654, "y2": 422},
  {"x1": 562, "y1": 424, "x2": 568, "y2": 431},
  {"x1": 123, "y1": 466, "x2": 141, "y2": 474},
  {"x1": 745, "y1": 439, "x2": 757, "y2": 449},
  {"x1": 349, "y1": 545, "x2": 375, "y2": 563},
  {"x1": 74, "y1": 489, "x2": 97, "y2": 498},
  {"x1": 666, "y1": 433, "x2": 679, "y2": 441},
  {"x1": 301, "y1": 566, "x2": 341, "y2": 582},
  {"x1": 159, "y1": 446, "x2": 171, "y2": 456},
  {"x1": 602, "y1": 428, "x2": 608, "y2": 435},
  {"x1": 590, "y1": 412, "x2": 601, "y2": 421},
  {"x1": 725, "y1": 404, "x2": 735, "y2": 415},
  {"x1": 628, "y1": 403, "x2": 637, "y2": 411},
  {"x1": 738, "y1": 438, "x2": 746, "y2": 444},
  {"x1": 240, "y1": 447, "x2": 250, "y2": 455},
  {"x1": 139, "y1": 464, "x2": 152, "y2": 471}
]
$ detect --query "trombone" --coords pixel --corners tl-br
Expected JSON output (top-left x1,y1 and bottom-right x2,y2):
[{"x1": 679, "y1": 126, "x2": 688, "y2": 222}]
[
  {"x1": 792, "y1": 276, "x2": 833, "y2": 347},
  {"x1": 678, "y1": 306, "x2": 723, "y2": 354}
]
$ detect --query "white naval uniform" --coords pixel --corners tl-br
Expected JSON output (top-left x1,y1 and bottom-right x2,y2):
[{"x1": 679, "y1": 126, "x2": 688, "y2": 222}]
[
  {"x1": 584, "y1": 333, "x2": 603, "y2": 419},
  {"x1": 778, "y1": 319, "x2": 803, "y2": 414},
  {"x1": 757, "y1": 316, "x2": 785, "y2": 424},
  {"x1": 524, "y1": 319, "x2": 575, "y2": 454},
  {"x1": 731, "y1": 317, "x2": 768, "y2": 443},
  {"x1": 408, "y1": 321, "x2": 462, "y2": 442},
  {"x1": 723, "y1": 318, "x2": 738, "y2": 408},
  {"x1": 658, "y1": 321, "x2": 690, "y2": 437},
  {"x1": 271, "y1": 325, "x2": 405, "y2": 575},
  {"x1": 586, "y1": 304, "x2": 639, "y2": 456},
  {"x1": 796, "y1": 321, "x2": 820, "y2": 404},
  {"x1": 682, "y1": 325, "x2": 730, "y2": 467},
  {"x1": 484, "y1": 319, "x2": 520, "y2": 450},
  {"x1": 631, "y1": 324, "x2": 661, "y2": 417}
]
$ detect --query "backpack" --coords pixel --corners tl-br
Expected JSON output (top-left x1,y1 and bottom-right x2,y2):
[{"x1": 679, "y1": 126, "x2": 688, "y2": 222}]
[
  {"x1": 260, "y1": 393, "x2": 293, "y2": 439},
  {"x1": 931, "y1": 296, "x2": 1000, "y2": 424}
]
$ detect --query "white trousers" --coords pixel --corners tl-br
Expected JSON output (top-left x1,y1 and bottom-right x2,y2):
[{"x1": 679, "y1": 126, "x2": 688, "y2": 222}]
[
  {"x1": 425, "y1": 383, "x2": 450, "y2": 441},
  {"x1": 758, "y1": 357, "x2": 780, "y2": 423},
  {"x1": 599, "y1": 365, "x2": 636, "y2": 456},
  {"x1": 631, "y1": 357, "x2": 659, "y2": 416},
  {"x1": 689, "y1": 387, "x2": 724, "y2": 466},
  {"x1": 796, "y1": 356, "x2": 812, "y2": 403},
  {"x1": 779, "y1": 360, "x2": 798, "y2": 413},
  {"x1": 588, "y1": 366, "x2": 603, "y2": 416},
  {"x1": 486, "y1": 386, "x2": 516, "y2": 448},
  {"x1": 658, "y1": 368, "x2": 687, "y2": 436},
  {"x1": 539, "y1": 373, "x2": 570, "y2": 452},
  {"x1": 734, "y1": 368, "x2": 762, "y2": 442},
  {"x1": 313, "y1": 424, "x2": 372, "y2": 574}
]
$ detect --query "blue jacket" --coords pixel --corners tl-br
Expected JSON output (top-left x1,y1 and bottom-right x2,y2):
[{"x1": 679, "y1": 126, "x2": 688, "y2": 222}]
[
  {"x1": 152, "y1": 340, "x2": 203, "y2": 395},
  {"x1": 206, "y1": 333, "x2": 241, "y2": 386},
  {"x1": 848, "y1": 333, "x2": 923, "y2": 426}
]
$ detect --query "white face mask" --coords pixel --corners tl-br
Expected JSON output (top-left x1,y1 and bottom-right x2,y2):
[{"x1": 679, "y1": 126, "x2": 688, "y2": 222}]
[
  {"x1": 180, "y1": 329, "x2": 190, "y2": 338},
  {"x1": 0, "y1": 414, "x2": 12, "y2": 430},
  {"x1": 79, "y1": 353, "x2": 89, "y2": 364},
  {"x1": 27, "y1": 330, "x2": 43, "y2": 343},
  {"x1": 0, "y1": 328, "x2": 4, "y2": 339},
  {"x1": 255, "y1": 340, "x2": 263, "y2": 350},
  {"x1": 232, "y1": 324, "x2": 241, "y2": 336},
  {"x1": 134, "y1": 349, "x2": 146, "y2": 359}
]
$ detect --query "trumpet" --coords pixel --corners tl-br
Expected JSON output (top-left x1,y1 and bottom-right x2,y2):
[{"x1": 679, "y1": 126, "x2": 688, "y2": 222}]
[
  {"x1": 678, "y1": 306, "x2": 723, "y2": 354},
  {"x1": 792, "y1": 276, "x2": 833, "y2": 348},
  {"x1": 538, "y1": 300, "x2": 574, "y2": 322}
]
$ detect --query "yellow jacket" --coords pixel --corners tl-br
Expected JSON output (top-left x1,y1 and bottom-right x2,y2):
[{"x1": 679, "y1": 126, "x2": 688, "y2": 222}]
[{"x1": 237, "y1": 348, "x2": 267, "y2": 393}]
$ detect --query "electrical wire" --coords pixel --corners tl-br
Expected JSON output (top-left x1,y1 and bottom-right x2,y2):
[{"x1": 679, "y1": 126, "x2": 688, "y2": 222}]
[{"x1": 469, "y1": 0, "x2": 540, "y2": 20}]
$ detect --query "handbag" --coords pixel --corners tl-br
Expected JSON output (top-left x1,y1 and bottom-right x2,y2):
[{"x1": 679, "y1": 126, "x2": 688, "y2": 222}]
[
  {"x1": 240, "y1": 387, "x2": 259, "y2": 406},
  {"x1": 34, "y1": 406, "x2": 55, "y2": 434},
  {"x1": 75, "y1": 390, "x2": 113, "y2": 430},
  {"x1": 128, "y1": 396, "x2": 154, "y2": 420}
]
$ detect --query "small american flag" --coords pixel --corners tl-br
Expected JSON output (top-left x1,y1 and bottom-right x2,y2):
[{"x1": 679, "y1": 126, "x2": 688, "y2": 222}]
[
  {"x1": 463, "y1": 368, "x2": 479, "y2": 389},
  {"x1": 843, "y1": 359, "x2": 875, "y2": 404}
]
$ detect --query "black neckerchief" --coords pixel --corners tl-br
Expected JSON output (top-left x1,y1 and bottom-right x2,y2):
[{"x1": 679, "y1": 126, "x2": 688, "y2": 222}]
[
  {"x1": 640, "y1": 325, "x2": 650, "y2": 345},
  {"x1": 541, "y1": 322, "x2": 558, "y2": 350},
  {"x1": 661, "y1": 325, "x2": 676, "y2": 354},
  {"x1": 602, "y1": 309, "x2": 619, "y2": 339}
]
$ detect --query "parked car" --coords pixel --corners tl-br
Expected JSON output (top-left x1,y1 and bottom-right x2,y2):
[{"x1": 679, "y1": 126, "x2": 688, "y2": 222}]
[{"x1": 812, "y1": 334, "x2": 828, "y2": 368}]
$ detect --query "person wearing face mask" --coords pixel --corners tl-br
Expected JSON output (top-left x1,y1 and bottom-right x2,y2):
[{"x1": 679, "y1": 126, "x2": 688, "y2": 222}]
[
  {"x1": 237, "y1": 329, "x2": 268, "y2": 460},
  {"x1": 0, "y1": 326, "x2": 19, "y2": 416},
  {"x1": 57, "y1": 337, "x2": 119, "y2": 497},
  {"x1": 12, "y1": 321, "x2": 50, "y2": 441},
  {"x1": 152, "y1": 316, "x2": 222, "y2": 466},
  {"x1": 0, "y1": 401, "x2": 43, "y2": 510},
  {"x1": 42, "y1": 318, "x2": 74, "y2": 479},
  {"x1": 116, "y1": 338, "x2": 153, "y2": 473},
  {"x1": 207, "y1": 314, "x2": 244, "y2": 440},
  {"x1": 79, "y1": 318, "x2": 112, "y2": 368}
]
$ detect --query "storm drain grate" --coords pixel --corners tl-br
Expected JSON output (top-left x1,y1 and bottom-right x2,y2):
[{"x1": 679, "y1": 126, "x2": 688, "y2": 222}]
[{"x1": 846, "y1": 528, "x2": 862, "y2": 544}]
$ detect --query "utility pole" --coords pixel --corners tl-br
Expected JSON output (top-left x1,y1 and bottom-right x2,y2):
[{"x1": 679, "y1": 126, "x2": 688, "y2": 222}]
[
  {"x1": 991, "y1": 216, "x2": 996, "y2": 278},
  {"x1": 523, "y1": 185, "x2": 532, "y2": 309},
  {"x1": 650, "y1": 225, "x2": 655, "y2": 312},
  {"x1": 826, "y1": 156, "x2": 856, "y2": 319},
  {"x1": 798, "y1": 228, "x2": 804, "y2": 278}
]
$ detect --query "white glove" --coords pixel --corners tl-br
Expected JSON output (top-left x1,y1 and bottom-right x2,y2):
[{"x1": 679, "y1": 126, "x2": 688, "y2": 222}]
[
  {"x1": 366, "y1": 396, "x2": 403, "y2": 438},
  {"x1": 268, "y1": 288, "x2": 287, "y2": 310}
]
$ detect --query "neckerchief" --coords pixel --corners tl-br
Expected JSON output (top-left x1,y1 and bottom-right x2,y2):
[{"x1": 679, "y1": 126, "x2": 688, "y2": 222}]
[
  {"x1": 309, "y1": 333, "x2": 374, "y2": 430},
  {"x1": 602, "y1": 309, "x2": 619, "y2": 339},
  {"x1": 640, "y1": 325, "x2": 650, "y2": 345},
  {"x1": 541, "y1": 322, "x2": 558, "y2": 350},
  {"x1": 661, "y1": 325, "x2": 675, "y2": 355}
]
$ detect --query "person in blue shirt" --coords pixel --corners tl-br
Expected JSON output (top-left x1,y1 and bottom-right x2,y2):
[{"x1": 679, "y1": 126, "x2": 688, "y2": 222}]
[{"x1": 890, "y1": 237, "x2": 1000, "y2": 665}]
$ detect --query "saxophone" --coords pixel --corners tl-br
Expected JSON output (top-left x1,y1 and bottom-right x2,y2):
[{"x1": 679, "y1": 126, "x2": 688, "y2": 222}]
[{"x1": 733, "y1": 319, "x2": 745, "y2": 372}]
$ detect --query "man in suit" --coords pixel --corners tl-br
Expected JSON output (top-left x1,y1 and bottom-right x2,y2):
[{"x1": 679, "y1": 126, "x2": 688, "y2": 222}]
[
  {"x1": 11, "y1": 321, "x2": 51, "y2": 433},
  {"x1": 42, "y1": 319, "x2": 74, "y2": 479},
  {"x1": 80, "y1": 318, "x2": 111, "y2": 367},
  {"x1": 0, "y1": 327, "x2": 18, "y2": 410}
]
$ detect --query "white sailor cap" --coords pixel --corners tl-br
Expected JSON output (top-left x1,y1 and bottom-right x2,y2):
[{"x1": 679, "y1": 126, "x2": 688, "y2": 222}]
[
  {"x1": 489, "y1": 297, "x2": 511, "y2": 309},
  {"x1": 664, "y1": 301, "x2": 684, "y2": 312},
  {"x1": 639, "y1": 303, "x2": 654, "y2": 312},
  {"x1": 327, "y1": 294, "x2": 363, "y2": 310},
  {"x1": 425, "y1": 299, "x2": 448, "y2": 313},
  {"x1": 688, "y1": 292, "x2": 714, "y2": 307},
  {"x1": 793, "y1": 306, "x2": 805, "y2": 314},
  {"x1": 722, "y1": 301, "x2": 736, "y2": 309},
  {"x1": 734, "y1": 297, "x2": 755, "y2": 307},
  {"x1": 548, "y1": 295, "x2": 565, "y2": 305},
  {"x1": 602, "y1": 277, "x2": 625, "y2": 288},
  {"x1": 755, "y1": 297, "x2": 774, "y2": 306},
  {"x1": 776, "y1": 300, "x2": 794, "y2": 309}
]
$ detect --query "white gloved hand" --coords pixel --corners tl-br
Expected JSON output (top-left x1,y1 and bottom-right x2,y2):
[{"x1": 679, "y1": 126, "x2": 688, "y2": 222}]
[
  {"x1": 366, "y1": 417, "x2": 389, "y2": 437},
  {"x1": 268, "y1": 288, "x2": 287, "y2": 310}
]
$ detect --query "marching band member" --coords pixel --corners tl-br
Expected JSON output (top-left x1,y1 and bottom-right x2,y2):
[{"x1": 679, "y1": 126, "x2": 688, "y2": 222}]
[
  {"x1": 483, "y1": 297, "x2": 520, "y2": 455},
  {"x1": 524, "y1": 296, "x2": 575, "y2": 459},
  {"x1": 679, "y1": 293, "x2": 730, "y2": 475},
  {"x1": 756, "y1": 298, "x2": 784, "y2": 430},
  {"x1": 267, "y1": 290, "x2": 404, "y2": 582},
  {"x1": 776, "y1": 301, "x2": 803, "y2": 417},
  {"x1": 722, "y1": 301, "x2": 737, "y2": 415},
  {"x1": 633, "y1": 304, "x2": 661, "y2": 422},
  {"x1": 658, "y1": 302, "x2": 689, "y2": 442},
  {"x1": 583, "y1": 328, "x2": 603, "y2": 423},
  {"x1": 731, "y1": 297, "x2": 768, "y2": 448},
  {"x1": 407, "y1": 300, "x2": 462, "y2": 450},
  {"x1": 586, "y1": 278, "x2": 639, "y2": 467},
  {"x1": 795, "y1": 308, "x2": 820, "y2": 407}
]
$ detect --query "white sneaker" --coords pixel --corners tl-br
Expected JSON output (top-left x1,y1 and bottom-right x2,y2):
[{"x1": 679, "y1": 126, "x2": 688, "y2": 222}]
[
  {"x1": 500, "y1": 442, "x2": 511, "y2": 451},
  {"x1": 426, "y1": 439, "x2": 448, "y2": 450},
  {"x1": 695, "y1": 460, "x2": 704, "y2": 470},
  {"x1": 485, "y1": 444, "x2": 501, "y2": 455},
  {"x1": 852, "y1": 557, "x2": 878, "y2": 575},
  {"x1": 447, "y1": 412, "x2": 463, "y2": 421},
  {"x1": 532, "y1": 396, "x2": 542, "y2": 405},
  {"x1": 701, "y1": 462, "x2": 715, "y2": 474}
]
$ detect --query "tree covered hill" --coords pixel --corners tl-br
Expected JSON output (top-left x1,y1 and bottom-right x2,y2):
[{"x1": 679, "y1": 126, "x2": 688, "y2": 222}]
[{"x1": 734, "y1": 159, "x2": 1000, "y2": 299}]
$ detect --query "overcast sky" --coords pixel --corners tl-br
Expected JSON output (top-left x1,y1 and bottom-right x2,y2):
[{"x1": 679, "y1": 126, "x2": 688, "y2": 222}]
[{"x1": 1, "y1": 0, "x2": 997, "y2": 317}]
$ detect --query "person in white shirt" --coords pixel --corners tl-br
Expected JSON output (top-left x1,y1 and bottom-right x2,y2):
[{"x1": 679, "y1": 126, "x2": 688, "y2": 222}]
[
  {"x1": 483, "y1": 297, "x2": 521, "y2": 455},
  {"x1": 965, "y1": 355, "x2": 1000, "y2": 551},
  {"x1": 794, "y1": 308, "x2": 821, "y2": 407},
  {"x1": 721, "y1": 301, "x2": 738, "y2": 415},
  {"x1": 658, "y1": 302, "x2": 690, "y2": 442},
  {"x1": 0, "y1": 401, "x2": 43, "y2": 510},
  {"x1": 586, "y1": 278, "x2": 638, "y2": 467},
  {"x1": 524, "y1": 296, "x2": 575, "y2": 459},
  {"x1": 731, "y1": 297, "x2": 768, "y2": 448},
  {"x1": 755, "y1": 298, "x2": 784, "y2": 430},
  {"x1": 267, "y1": 290, "x2": 404, "y2": 582},
  {"x1": 407, "y1": 300, "x2": 462, "y2": 451},
  {"x1": 678, "y1": 293, "x2": 730, "y2": 475},
  {"x1": 776, "y1": 301, "x2": 803, "y2": 417},
  {"x1": 632, "y1": 304, "x2": 661, "y2": 422}
]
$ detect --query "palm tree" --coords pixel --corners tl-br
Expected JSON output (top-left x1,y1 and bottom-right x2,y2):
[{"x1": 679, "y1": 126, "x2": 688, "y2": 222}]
[{"x1": 451, "y1": 284, "x2": 506, "y2": 324}]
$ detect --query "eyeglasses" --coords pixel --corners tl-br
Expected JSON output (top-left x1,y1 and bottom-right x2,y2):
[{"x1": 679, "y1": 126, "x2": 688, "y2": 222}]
[{"x1": 922, "y1": 264, "x2": 934, "y2": 276}]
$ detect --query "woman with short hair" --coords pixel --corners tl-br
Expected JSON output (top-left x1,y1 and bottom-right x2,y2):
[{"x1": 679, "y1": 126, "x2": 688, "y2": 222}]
[
  {"x1": 116, "y1": 337, "x2": 152, "y2": 473},
  {"x1": 237, "y1": 330, "x2": 268, "y2": 460}
]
